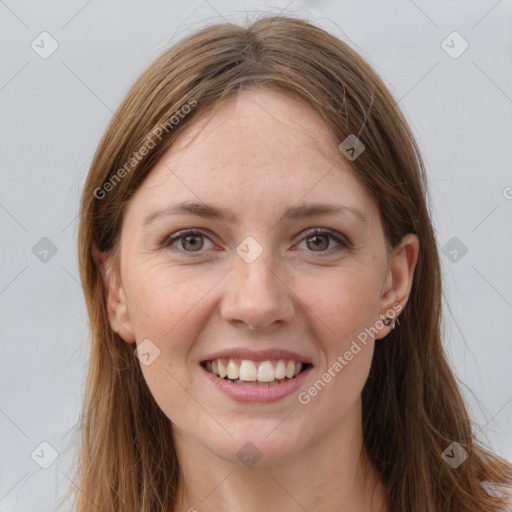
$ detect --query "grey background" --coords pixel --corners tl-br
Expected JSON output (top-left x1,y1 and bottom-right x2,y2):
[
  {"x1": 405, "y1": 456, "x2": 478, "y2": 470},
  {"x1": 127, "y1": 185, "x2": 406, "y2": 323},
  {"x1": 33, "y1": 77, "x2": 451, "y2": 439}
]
[{"x1": 1, "y1": 0, "x2": 511, "y2": 510}]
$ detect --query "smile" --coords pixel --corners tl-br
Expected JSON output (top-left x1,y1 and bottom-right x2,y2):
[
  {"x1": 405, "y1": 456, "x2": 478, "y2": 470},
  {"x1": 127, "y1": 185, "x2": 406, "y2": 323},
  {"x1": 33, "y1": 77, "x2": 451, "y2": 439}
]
[{"x1": 201, "y1": 358, "x2": 310, "y2": 387}]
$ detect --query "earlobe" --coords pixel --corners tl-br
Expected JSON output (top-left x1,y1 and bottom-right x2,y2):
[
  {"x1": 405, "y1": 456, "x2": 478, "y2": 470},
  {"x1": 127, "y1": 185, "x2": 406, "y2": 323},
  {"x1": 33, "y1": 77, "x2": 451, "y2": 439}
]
[
  {"x1": 376, "y1": 233, "x2": 420, "y2": 339},
  {"x1": 91, "y1": 245, "x2": 136, "y2": 344}
]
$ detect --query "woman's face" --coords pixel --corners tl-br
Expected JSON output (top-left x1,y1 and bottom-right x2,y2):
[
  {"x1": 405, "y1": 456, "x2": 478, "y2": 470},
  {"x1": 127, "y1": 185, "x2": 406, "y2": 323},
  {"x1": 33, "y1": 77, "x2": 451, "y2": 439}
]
[{"x1": 104, "y1": 89, "x2": 417, "y2": 466}]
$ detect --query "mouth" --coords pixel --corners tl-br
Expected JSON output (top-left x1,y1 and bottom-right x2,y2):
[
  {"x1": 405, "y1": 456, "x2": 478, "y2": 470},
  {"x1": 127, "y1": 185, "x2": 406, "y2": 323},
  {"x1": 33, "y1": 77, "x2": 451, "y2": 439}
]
[{"x1": 200, "y1": 358, "x2": 312, "y2": 387}]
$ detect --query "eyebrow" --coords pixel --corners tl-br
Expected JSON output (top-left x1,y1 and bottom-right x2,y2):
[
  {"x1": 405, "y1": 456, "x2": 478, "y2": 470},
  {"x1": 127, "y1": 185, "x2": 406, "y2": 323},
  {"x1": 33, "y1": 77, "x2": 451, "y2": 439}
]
[{"x1": 143, "y1": 200, "x2": 368, "y2": 226}]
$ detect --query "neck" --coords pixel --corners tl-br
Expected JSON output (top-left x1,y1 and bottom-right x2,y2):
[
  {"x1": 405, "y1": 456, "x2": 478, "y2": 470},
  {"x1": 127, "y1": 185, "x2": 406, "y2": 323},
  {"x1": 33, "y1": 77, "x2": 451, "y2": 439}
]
[{"x1": 172, "y1": 402, "x2": 388, "y2": 512}]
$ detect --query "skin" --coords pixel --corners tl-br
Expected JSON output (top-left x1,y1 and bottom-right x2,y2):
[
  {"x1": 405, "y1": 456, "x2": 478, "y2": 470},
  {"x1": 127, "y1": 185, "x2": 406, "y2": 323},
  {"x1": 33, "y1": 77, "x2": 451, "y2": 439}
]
[{"x1": 95, "y1": 89, "x2": 419, "y2": 512}]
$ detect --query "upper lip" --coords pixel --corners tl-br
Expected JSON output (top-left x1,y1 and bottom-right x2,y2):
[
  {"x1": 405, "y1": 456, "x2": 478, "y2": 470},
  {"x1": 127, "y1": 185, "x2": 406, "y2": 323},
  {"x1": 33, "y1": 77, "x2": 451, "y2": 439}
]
[{"x1": 201, "y1": 348, "x2": 313, "y2": 364}]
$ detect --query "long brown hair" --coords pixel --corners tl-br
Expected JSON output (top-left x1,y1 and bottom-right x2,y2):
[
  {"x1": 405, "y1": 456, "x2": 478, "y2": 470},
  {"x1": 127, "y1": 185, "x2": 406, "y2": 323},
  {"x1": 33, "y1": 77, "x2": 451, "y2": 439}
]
[{"x1": 70, "y1": 13, "x2": 512, "y2": 512}]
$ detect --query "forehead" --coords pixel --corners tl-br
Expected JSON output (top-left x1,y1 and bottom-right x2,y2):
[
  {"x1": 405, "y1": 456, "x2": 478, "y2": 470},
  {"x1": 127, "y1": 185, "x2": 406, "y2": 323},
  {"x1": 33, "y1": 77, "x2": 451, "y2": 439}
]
[{"x1": 126, "y1": 89, "x2": 376, "y2": 224}]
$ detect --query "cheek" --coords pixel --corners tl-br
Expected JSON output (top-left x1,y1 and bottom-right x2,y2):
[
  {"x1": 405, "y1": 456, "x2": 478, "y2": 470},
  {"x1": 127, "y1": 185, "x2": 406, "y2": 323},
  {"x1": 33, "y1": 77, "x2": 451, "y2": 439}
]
[
  {"x1": 124, "y1": 263, "x2": 222, "y2": 345},
  {"x1": 124, "y1": 266, "x2": 222, "y2": 430},
  {"x1": 299, "y1": 266, "x2": 382, "y2": 346},
  {"x1": 295, "y1": 267, "x2": 380, "y2": 400},
  {"x1": 297, "y1": 294, "x2": 377, "y2": 419}
]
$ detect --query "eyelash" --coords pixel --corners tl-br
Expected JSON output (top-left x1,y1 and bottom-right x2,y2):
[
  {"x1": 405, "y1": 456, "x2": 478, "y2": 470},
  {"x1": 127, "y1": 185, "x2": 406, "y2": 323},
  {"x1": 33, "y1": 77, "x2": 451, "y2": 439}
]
[{"x1": 160, "y1": 228, "x2": 352, "y2": 257}]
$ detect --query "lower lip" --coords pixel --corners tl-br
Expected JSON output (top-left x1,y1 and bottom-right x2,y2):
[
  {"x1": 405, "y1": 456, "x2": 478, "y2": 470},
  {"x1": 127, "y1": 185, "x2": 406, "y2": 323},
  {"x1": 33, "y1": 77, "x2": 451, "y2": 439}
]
[{"x1": 201, "y1": 364, "x2": 313, "y2": 403}]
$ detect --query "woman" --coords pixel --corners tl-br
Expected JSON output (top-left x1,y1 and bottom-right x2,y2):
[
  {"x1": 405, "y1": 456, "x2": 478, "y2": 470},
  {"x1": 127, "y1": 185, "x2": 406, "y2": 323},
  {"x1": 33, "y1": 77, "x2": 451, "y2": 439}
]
[{"x1": 72, "y1": 14, "x2": 512, "y2": 512}]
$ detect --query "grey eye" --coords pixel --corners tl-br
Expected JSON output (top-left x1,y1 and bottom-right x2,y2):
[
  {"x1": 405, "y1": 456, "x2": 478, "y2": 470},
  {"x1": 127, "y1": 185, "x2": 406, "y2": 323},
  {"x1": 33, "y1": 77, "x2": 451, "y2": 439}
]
[{"x1": 163, "y1": 230, "x2": 214, "y2": 253}]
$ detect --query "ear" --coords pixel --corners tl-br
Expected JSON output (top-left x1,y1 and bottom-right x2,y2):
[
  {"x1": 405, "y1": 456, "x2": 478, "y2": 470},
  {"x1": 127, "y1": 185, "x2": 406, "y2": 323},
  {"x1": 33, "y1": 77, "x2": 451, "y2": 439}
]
[
  {"x1": 91, "y1": 245, "x2": 136, "y2": 343},
  {"x1": 375, "y1": 233, "x2": 419, "y2": 340}
]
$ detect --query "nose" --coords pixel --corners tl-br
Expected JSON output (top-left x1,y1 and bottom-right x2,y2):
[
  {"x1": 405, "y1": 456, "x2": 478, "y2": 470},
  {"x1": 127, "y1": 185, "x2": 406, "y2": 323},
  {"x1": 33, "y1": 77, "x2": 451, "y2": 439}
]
[{"x1": 220, "y1": 248, "x2": 295, "y2": 331}]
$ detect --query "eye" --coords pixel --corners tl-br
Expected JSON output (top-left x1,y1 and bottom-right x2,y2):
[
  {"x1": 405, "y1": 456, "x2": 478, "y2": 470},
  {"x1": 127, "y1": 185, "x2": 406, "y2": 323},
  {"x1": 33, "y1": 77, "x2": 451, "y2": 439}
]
[
  {"x1": 161, "y1": 229, "x2": 214, "y2": 253},
  {"x1": 295, "y1": 228, "x2": 350, "y2": 255}
]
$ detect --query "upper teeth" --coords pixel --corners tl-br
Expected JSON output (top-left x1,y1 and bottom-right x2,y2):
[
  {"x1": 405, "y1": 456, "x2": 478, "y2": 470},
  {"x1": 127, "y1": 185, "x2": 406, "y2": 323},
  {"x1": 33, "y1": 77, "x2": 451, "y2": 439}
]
[{"x1": 206, "y1": 358, "x2": 304, "y2": 382}]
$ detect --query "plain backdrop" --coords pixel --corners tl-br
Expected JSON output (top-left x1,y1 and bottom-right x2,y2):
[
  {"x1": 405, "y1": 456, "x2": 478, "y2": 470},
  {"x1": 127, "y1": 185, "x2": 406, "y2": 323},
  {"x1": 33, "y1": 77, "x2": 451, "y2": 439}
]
[{"x1": 1, "y1": 0, "x2": 511, "y2": 510}]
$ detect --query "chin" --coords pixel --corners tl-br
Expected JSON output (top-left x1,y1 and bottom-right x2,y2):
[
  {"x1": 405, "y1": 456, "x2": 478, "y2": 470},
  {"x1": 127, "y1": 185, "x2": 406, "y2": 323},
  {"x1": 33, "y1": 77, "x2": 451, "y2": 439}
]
[{"x1": 200, "y1": 420, "x2": 311, "y2": 468}]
